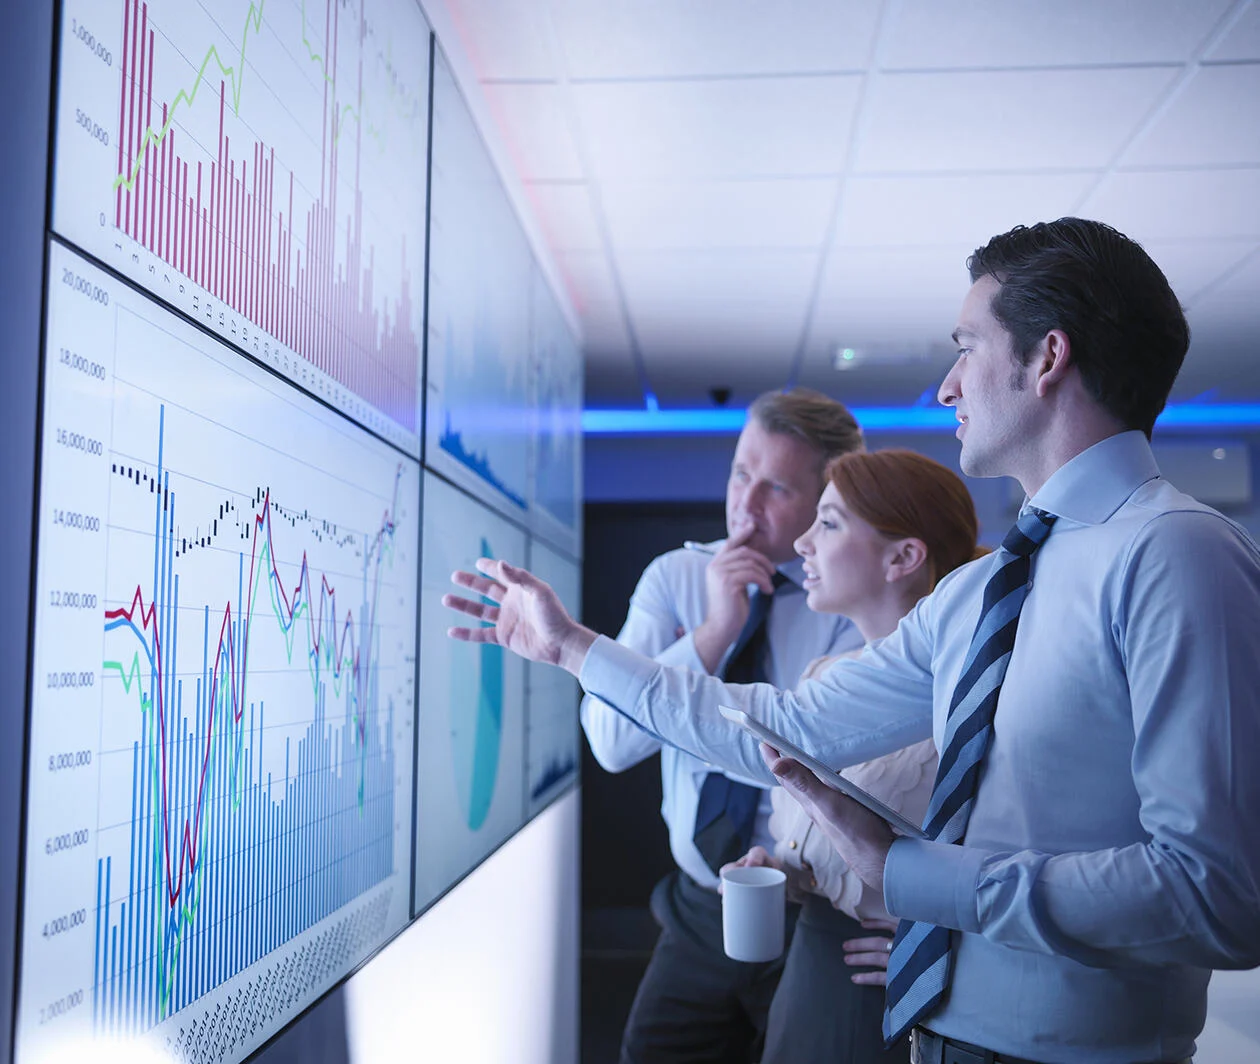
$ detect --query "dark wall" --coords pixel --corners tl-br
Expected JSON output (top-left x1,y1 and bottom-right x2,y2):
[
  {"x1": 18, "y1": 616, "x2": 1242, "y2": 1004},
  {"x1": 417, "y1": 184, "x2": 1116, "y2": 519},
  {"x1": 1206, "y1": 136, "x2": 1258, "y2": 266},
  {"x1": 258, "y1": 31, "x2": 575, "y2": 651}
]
[{"x1": 580, "y1": 501, "x2": 726, "y2": 909}]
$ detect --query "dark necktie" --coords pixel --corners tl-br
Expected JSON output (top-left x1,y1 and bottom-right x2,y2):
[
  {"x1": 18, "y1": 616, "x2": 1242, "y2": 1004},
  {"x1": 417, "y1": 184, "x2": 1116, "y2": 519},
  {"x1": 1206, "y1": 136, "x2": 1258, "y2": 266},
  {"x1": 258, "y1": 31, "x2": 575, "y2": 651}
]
[
  {"x1": 883, "y1": 507, "x2": 1056, "y2": 1044},
  {"x1": 692, "y1": 572, "x2": 789, "y2": 875}
]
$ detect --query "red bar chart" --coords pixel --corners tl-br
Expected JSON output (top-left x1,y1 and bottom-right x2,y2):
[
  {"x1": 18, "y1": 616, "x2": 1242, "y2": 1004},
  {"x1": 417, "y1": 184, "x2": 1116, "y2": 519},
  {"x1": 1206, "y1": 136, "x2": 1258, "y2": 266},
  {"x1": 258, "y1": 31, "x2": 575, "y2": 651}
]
[{"x1": 54, "y1": 0, "x2": 430, "y2": 454}]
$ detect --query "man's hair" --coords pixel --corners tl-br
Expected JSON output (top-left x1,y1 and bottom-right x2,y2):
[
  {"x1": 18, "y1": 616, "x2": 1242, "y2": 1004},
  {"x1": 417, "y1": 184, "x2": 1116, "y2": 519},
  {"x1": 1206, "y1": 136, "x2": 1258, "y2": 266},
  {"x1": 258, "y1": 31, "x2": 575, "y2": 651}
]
[
  {"x1": 747, "y1": 388, "x2": 865, "y2": 470},
  {"x1": 967, "y1": 218, "x2": 1190, "y2": 437}
]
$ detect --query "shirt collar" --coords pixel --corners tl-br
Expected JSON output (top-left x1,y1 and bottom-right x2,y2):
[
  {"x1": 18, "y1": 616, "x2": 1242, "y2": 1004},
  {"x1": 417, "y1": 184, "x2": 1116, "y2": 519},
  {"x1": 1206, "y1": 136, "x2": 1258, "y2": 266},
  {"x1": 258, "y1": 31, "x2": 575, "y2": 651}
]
[
  {"x1": 1027, "y1": 430, "x2": 1160, "y2": 526},
  {"x1": 777, "y1": 555, "x2": 807, "y2": 589}
]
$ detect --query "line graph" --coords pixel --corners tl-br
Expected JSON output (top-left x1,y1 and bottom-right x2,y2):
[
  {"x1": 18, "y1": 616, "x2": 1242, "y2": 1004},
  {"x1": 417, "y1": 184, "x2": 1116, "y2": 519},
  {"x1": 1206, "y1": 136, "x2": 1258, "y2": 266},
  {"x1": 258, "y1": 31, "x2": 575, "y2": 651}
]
[
  {"x1": 53, "y1": 0, "x2": 430, "y2": 454},
  {"x1": 17, "y1": 242, "x2": 418, "y2": 1064}
]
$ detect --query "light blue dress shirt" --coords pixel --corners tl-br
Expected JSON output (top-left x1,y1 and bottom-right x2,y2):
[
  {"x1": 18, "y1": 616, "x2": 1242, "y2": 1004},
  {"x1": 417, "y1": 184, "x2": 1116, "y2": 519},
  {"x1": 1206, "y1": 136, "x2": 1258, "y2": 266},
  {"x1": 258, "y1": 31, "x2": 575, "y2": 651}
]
[
  {"x1": 580, "y1": 543, "x2": 859, "y2": 890},
  {"x1": 579, "y1": 432, "x2": 1260, "y2": 1063}
]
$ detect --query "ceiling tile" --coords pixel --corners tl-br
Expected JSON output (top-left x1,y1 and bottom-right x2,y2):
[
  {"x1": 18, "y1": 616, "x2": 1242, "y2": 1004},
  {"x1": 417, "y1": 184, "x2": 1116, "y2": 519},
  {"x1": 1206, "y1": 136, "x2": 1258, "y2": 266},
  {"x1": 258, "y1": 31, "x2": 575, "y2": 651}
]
[
  {"x1": 572, "y1": 76, "x2": 861, "y2": 179},
  {"x1": 836, "y1": 172, "x2": 1097, "y2": 247},
  {"x1": 855, "y1": 67, "x2": 1179, "y2": 173},
  {"x1": 794, "y1": 357, "x2": 953, "y2": 408},
  {"x1": 883, "y1": 0, "x2": 1233, "y2": 69},
  {"x1": 554, "y1": 250, "x2": 632, "y2": 354},
  {"x1": 806, "y1": 244, "x2": 971, "y2": 360},
  {"x1": 553, "y1": 0, "x2": 882, "y2": 79},
  {"x1": 617, "y1": 248, "x2": 818, "y2": 365},
  {"x1": 1141, "y1": 238, "x2": 1260, "y2": 306},
  {"x1": 600, "y1": 178, "x2": 837, "y2": 251},
  {"x1": 523, "y1": 183, "x2": 603, "y2": 252},
  {"x1": 481, "y1": 82, "x2": 584, "y2": 181},
  {"x1": 1186, "y1": 248, "x2": 1260, "y2": 333},
  {"x1": 1207, "y1": 3, "x2": 1260, "y2": 61},
  {"x1": 1123, "y1": 65, "x2": 1260, "y2": 168},
  {"x1": 444, "y1": 0, "x2": 554, "y2": 80},
  {"x1": 583, "y1": 347, "x2": 648, "y2": 407},
  {"x1": 1080, "y1": 168, "x2": 1260, "y2": 241}
]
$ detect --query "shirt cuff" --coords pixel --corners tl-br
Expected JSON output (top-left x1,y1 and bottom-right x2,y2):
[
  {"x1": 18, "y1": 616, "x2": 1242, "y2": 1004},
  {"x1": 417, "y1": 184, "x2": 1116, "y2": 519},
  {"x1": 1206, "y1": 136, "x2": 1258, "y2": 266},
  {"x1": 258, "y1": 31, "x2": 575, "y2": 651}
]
[
  {"x1": 883, "y1": 838, "x2": 983, "y2": 934},
  {"x1": 579, "y1": 635, "x2": 660, "y2": 726}
]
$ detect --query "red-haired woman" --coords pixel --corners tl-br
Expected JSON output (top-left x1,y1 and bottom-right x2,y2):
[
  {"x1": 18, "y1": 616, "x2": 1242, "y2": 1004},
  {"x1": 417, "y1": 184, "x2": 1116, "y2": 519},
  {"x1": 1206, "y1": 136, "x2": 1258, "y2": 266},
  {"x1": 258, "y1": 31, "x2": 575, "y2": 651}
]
[{"x1": 727, "y1": 449, "x2": 986, "y2": 1064}]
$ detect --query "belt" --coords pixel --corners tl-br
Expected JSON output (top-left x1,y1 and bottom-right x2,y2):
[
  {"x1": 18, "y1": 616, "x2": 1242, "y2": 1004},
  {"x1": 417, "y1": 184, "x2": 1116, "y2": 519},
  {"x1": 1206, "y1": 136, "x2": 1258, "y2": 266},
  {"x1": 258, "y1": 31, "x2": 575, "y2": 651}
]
[
  {"x1": 910, "y1": 1028, "x2": 1191, "y2": 1064},
  {"x1": 911, "y1": 1028, "x2": 1043, "y2": 1064}
]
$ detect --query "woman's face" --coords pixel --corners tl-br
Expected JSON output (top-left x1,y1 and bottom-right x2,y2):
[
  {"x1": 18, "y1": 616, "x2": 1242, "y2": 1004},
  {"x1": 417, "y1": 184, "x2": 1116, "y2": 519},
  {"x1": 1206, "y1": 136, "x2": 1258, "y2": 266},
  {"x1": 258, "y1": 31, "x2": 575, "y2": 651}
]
[{"x1": 794, "y1": 482, "x2": 898, "y2": 616}]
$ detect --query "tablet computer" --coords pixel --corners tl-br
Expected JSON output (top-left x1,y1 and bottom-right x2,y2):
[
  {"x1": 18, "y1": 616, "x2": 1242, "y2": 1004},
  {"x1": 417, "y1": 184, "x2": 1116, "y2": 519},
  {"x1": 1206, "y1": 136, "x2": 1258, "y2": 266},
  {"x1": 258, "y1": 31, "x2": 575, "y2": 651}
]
[{"x1": 719, "y1": 704, "x2": 928, "y2": 840}]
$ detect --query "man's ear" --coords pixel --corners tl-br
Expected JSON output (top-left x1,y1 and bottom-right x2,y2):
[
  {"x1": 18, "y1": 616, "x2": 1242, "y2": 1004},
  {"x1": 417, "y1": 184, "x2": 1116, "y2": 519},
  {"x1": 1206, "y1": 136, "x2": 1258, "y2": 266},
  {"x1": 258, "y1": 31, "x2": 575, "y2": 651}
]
[
  {"x1": 886, "y1": 538, "x2": 928, "y2": 584},
  {"x1": 1034, "y1": 329, "x2": 1072, "y2": 398}
]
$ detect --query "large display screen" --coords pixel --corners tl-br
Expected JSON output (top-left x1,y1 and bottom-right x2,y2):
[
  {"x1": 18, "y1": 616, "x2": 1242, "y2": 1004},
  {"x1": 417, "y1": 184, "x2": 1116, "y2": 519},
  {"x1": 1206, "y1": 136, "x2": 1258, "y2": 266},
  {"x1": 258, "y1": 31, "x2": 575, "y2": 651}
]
[
  {"x1": 525, "y1": 541, "x2": 582, "y2": 818},
  {"x1": 18, "y1": 242, "x2": 420, "y2": 1062},
  {"x1": 52, "y1": 0, "x2": 430, "y2": 454},
  {"x1": 14, "y1": 2, "x2": 582, "y2": 1060},
  {"x1": 424, "y1": 49, "x2": 535, "y2": 519},
  {"x1": 413, "y1": 474, "x2": 528, "y2": 914}
]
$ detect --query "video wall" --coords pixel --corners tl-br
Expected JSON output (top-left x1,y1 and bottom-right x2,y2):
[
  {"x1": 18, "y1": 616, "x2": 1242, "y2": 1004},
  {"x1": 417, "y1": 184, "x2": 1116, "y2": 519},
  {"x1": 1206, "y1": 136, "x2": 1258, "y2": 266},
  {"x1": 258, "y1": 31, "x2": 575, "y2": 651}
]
[{"x1": 14, "y1": 2, "x2": 582, "y2": 1062}]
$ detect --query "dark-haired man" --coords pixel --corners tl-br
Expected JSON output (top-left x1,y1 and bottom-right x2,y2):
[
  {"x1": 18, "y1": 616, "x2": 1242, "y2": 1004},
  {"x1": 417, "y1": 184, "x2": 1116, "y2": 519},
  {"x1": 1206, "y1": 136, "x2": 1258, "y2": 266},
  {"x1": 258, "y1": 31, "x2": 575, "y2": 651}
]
[
  {"x1": 446, "y1": 218, "x2": 1260, "y2": 1063},
  {"x1": 582, "y1": 388, "x2": 865, "y2": 1063}
]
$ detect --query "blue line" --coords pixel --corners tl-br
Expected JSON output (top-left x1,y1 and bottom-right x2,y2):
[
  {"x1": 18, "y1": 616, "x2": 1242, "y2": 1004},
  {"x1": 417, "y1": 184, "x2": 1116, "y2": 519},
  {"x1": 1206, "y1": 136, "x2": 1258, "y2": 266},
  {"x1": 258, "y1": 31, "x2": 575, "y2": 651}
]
[
  {"x1": 94, "y1": 857, "x2": 103, "y2": 1026},
  {"x1": 126, "y1": 739, "x2": 138, "y2": 1029},
  {"x1": 581, "y1": 402, "x2": 1260, "y2": 435}
]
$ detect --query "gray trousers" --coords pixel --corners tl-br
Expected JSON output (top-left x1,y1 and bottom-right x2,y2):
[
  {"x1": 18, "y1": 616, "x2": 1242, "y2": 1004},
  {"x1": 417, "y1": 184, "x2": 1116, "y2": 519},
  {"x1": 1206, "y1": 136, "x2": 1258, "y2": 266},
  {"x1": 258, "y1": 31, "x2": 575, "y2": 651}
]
[
  {"x1": 761, "y1": 893, "x2": 910, "y2": 1064},
  {"x1": 618, "y1": 871, "x2": 796, "y2": 1064}
]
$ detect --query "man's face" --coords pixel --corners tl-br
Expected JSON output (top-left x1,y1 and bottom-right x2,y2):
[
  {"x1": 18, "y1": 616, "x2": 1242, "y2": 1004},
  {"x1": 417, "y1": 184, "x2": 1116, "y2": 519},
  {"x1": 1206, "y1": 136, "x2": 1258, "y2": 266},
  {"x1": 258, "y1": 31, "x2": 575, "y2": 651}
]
[
  {"x1": 725, "y1": 420, "x2": 825, "y2": 564},
  {"x1": 938, "y1": 274, "x2": 1041, "y2": 479}
]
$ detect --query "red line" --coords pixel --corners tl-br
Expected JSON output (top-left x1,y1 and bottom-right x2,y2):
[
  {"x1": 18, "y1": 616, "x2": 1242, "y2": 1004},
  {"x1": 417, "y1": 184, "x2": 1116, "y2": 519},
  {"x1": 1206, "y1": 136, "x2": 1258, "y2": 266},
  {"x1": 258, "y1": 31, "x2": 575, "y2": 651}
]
[{"x1": 105, "y1": 483, "x2": 399, "y2": 910}]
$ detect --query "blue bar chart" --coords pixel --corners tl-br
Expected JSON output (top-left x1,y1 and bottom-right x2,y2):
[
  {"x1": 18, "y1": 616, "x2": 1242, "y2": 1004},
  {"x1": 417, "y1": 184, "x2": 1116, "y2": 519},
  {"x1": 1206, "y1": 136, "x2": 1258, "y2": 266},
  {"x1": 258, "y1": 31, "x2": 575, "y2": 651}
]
[{"x1": 18, "y1": 242, "x2": 418, "y2": 1063}]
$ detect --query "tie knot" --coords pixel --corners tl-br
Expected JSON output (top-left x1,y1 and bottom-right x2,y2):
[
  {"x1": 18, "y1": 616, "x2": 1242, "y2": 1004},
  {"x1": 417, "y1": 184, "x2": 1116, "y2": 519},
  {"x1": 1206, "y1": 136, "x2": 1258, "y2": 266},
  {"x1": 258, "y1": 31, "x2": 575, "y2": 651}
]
[{"x1": 1002, "y1": 506, "x2": 1056, "y2": 557}]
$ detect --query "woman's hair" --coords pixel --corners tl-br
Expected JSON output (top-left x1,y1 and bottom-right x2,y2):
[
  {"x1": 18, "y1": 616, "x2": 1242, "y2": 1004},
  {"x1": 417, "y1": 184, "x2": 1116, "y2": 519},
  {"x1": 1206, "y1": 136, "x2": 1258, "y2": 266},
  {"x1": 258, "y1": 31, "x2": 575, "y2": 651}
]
[{"x1": 825, "y1": 449, "x2": 983, "y2": 591}]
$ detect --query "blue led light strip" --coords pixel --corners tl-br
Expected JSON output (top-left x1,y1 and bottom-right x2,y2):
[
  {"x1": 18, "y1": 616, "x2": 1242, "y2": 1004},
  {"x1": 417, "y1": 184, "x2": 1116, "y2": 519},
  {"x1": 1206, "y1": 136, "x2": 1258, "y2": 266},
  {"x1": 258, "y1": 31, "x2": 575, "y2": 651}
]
[{"x1": 582, "y1": 404, "x2": 1260, "y2": 435}]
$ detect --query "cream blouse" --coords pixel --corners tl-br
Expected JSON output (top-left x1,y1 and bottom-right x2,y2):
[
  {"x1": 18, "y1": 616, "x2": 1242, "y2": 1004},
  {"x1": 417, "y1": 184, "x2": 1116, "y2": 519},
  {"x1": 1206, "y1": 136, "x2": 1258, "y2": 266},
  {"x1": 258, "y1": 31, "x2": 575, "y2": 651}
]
[{"x1": 770, "y1": 650, "x2": 937, "y2": 921}]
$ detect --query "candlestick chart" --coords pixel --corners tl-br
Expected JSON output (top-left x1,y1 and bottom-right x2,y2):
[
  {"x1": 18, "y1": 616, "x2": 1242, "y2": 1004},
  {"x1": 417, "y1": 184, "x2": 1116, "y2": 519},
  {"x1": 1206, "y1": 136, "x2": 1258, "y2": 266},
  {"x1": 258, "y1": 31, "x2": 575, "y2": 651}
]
[
  {"x1": 17, "y1": 243, "x2": 419, "y2": 1064},
  {"x1": 51, "y1": 0, "x2": 429, "y2": 454}
]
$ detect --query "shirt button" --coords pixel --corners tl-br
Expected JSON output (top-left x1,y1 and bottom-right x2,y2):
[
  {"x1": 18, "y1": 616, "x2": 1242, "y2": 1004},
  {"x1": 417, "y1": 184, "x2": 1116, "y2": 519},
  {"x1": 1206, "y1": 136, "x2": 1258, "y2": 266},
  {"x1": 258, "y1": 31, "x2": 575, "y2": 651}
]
[{"x1": 788, "y1": 840, "x2": 798, "y2": 850}]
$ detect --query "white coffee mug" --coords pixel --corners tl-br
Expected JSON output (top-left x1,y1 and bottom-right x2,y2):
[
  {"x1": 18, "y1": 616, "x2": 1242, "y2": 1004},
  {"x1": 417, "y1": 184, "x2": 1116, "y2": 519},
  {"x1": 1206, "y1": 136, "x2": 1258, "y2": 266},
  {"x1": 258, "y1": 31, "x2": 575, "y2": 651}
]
[{"x1": 720, "y1": 865, "x2": 787, "y2": 962}]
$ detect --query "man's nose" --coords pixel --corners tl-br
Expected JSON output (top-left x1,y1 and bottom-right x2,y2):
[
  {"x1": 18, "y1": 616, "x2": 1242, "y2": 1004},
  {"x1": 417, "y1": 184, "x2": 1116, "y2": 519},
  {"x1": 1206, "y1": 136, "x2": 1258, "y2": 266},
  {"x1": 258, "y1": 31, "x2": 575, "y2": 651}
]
[{"x1": 938, "y1": 358, "x2": 962, "y2": 407}]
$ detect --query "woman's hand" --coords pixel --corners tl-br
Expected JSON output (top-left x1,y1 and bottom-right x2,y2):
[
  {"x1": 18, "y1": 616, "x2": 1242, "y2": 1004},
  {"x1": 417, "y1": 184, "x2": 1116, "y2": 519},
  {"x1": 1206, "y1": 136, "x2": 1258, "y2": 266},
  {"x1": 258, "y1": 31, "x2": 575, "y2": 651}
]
[{"x1": 842, "y1": 916, "x2": 900, "y2": 986}]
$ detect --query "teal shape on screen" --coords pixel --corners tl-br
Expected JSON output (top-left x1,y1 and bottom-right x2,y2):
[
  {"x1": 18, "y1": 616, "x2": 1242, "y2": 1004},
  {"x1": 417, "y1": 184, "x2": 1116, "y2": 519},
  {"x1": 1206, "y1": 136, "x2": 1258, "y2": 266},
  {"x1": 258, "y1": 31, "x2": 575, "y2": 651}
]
[{"x1": 451, "y1": 536, "x2": 504, "y2": 832}]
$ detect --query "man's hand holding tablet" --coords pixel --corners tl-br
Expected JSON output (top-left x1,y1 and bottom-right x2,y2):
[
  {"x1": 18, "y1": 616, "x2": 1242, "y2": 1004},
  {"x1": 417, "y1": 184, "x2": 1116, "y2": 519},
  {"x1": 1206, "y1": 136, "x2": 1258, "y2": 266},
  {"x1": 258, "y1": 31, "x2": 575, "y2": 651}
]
[{"x1": 719, "y1": 705, "x2": 923, "y2": 896}]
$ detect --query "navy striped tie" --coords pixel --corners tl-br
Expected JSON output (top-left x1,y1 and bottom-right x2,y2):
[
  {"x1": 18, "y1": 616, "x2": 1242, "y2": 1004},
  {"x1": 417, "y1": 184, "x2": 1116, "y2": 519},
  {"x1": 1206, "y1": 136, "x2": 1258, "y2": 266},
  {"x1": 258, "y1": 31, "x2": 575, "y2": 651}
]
[{"x1": 882, "y1": 506, "x2": 1056, "y2": 1045}]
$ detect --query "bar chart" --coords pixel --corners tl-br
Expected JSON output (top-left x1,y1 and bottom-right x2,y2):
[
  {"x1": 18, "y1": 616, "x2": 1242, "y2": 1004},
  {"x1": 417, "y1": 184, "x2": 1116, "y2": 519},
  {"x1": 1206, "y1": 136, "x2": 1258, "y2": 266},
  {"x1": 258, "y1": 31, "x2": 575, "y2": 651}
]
[
  {"x1": 17, "y1": 242, "x2": 419, "y2": 1064},
  {"x1": 52, "y1": 0, "x2": 430, "y2": 453}
]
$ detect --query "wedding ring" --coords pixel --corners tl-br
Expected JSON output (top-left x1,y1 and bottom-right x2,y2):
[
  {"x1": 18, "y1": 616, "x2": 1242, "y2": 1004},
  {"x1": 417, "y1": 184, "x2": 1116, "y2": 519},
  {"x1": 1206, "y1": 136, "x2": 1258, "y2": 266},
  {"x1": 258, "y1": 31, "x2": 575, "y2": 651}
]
[{"x1": 885, "y1": 941, "x2": 893, "y2": 953}]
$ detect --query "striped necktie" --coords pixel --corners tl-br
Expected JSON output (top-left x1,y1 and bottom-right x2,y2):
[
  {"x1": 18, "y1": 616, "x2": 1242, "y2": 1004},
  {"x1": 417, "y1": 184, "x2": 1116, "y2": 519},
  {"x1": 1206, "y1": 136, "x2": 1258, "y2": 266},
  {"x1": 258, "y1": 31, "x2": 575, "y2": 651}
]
[
  {"x1": 693, "y1": 573, "x2": 789, "y2": 873},
  {"x1": 883, "y1": 506, "x2": 1056, "y2": 1045}
]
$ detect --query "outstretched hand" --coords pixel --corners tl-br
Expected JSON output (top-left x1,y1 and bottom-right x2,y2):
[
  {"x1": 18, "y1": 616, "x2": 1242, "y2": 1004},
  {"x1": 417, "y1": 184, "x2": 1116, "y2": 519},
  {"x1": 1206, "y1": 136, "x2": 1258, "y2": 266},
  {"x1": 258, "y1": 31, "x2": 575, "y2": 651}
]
[
  {"x1": 759, "y1": 742, "x2": 894, "y2": 894},
  {"x1": 443, "y1": 558, "x2": 596, "y2": 675}
]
